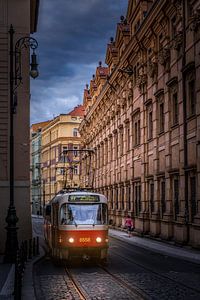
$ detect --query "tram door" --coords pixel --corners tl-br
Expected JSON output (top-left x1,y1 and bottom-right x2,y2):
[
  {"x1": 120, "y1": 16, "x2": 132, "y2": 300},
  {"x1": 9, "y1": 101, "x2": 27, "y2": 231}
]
[{"x1": 52, "y1": 203, "x2": 59, "y2": 249}]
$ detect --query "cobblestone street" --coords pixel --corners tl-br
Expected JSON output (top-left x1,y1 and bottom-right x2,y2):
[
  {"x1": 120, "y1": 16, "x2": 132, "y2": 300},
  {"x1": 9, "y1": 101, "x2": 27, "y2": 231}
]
[{"x1": 33, "y1": 234, "x2": 200, "y2": 300}]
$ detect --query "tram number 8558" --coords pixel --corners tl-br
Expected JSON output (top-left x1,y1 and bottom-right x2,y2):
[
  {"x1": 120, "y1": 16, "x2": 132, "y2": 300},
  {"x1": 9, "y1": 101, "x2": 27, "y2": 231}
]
[{"x1": 79, "y1": 237, "x2": 91, "y2": 242}]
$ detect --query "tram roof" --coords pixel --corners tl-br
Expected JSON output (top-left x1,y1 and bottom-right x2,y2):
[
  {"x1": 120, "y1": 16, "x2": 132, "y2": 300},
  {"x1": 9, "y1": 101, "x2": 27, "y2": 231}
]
[{"x1": 49, "y1": 190, "x2": 107, "y2": 204}]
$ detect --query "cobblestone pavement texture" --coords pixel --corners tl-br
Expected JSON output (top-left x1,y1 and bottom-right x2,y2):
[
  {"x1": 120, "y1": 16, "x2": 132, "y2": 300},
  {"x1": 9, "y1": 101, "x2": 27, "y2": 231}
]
[
  {"x1": 35, "y1": 267, "x2": 142, "y2": 299},
  {"x1": 70, "y1": 268, "x2": 142, "y2": 299},
  {"x1": 32, "y1": 217, "x2": 200, "y2": 300},
  {"x1": 34, "y1": 253, "x2": 200, "y2": 300}
]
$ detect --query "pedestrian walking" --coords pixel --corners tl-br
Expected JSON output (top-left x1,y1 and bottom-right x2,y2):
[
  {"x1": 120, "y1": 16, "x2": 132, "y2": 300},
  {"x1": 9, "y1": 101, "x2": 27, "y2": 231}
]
[{"x1": 124, "y1": 215, "x2": 134, "y2": 237}]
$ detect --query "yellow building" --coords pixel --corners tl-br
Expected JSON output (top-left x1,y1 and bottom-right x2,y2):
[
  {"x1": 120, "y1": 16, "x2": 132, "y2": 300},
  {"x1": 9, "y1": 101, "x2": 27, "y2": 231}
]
[
  {"x1": 41, "y1": 105, "x2": 85, "y2": 204},
  {"x1": 80, "y1": 0, "x2": 200, "y2": 248}
]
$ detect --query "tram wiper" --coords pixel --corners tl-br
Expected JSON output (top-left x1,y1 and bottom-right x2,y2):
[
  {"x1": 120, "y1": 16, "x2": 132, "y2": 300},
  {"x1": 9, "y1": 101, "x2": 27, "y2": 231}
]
[{"x1": 74, "y1": 220, "x2": 78, "y2": 227}]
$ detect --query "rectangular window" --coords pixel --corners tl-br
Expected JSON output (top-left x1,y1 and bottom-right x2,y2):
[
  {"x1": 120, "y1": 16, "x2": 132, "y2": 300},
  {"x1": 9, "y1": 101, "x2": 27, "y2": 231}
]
[
  {"x1": 63, "y1": 146, "x2": 68, "y2": 154},
  {"x1": 188, "y1": 79, "x2": 195, "y2": 116},
  {"x1": 127, "y1": 185, "x2": 131, "y2": 211},
  {"x1": 133, "y1": 117, "x2": 140, "y2": 146},
  {"x1": 101, "y1": 143, "x2": 104, "y2": 167},
  {"x1": 161, "y1": 180, "x2": 166, "y2": 218},
  {"x1": 73, "y1": 165, "x2": 78, "y2": 175},
  {"x1": 172, "y1": 92, "x2": 178, "y2": 125},
  {"x1": 126, "y1": 124, "x2": 130, "y2": 151},
  {"x1": 135, "y1": 182, "x2": 141, "y2": 216},
  {"x1": 120, "y1": 129, "x2": 123, "y2": 156},
  {"x1": 60, "y1": 167, "x2": 66, "y2": 175},
  {"x1": 115, "y1": 187, "x2": 118, "y2": 210},
  {"x1": 115, "y1": 133, "x2": 118, "y2": 159},
  {"x1": 98, "y1": 147, "x2": 100, "y2": 169},
  {"x1": 150, "y1": 183, "x2": 154, "y2": 213},
  {"x1": 110, "y1": 137, "x2": 113, "y2": 161},
  {"x1": 159, "y1": 103, "x2": 164, "y2": 133},
  {"x1": 73, "y1": 146, "x2": 78, "y2": 157},
  {"x1": 135, "y1": 121, "x2": 138, "y2": 145},
  {"x1": 133, "y1": 65, "x2": 137, "y2": 86},
  {"x1": 191, "y1": 176, "x2": 196, "y2": 221},
  {"x1": 138, "y1": 120, "x2": 140, "y2": 145},
  {"x1": 171, "y1": 16, "x2": 177, "y2": 39},
  {"x1": 111, "y1": 188, "x2": 114, "y2": 209},
  {"x1": 121, "y1": 186, "x2": 124, "y2": 210},
  {"x1": 148, "y1": 109, "x2": 153, "y2": 140},
  {"x1": 174, "y1": 178, "x2": 179, "y2": 220},
  {"x1": 105, "y1": 140, "x2": 108, "y2": 164}
]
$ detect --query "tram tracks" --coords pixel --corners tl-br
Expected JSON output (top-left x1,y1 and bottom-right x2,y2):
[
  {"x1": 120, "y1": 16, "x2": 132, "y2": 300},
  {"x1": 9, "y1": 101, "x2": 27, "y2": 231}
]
[
  {"x1": 64, "y1": 264, "x2": 148, "y2": 300},
  {"x1": 64, "y1": 267, "x2": 89, "y2": 300},
  {"x1": 99, "y1": 265, "x2": 149, "y2": 300}
]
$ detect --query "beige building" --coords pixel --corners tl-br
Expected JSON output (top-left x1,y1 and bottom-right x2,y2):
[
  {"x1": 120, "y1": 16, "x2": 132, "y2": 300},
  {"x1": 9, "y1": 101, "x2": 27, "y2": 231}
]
[
  {"x1": 0, "y1": 0, "x2": 39, "y2": 253},
  {"x1": 79, "y1": 0, "x2": 200, "y2": 248},
  {"x1": 41, "y1": 105, "x2": 85, "y2": 204}
]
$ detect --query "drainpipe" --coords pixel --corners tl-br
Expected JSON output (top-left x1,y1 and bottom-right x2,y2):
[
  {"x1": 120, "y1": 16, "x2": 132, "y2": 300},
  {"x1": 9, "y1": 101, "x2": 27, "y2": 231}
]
[{"x1": 182, "y1": 0, "x2": 189, "y2": 243}]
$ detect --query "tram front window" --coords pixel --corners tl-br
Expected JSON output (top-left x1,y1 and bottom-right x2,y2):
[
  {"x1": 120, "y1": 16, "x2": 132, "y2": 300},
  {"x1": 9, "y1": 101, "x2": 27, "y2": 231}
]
[{"x1": 60, "y1": 203, "x2": 107, "y2": 225}]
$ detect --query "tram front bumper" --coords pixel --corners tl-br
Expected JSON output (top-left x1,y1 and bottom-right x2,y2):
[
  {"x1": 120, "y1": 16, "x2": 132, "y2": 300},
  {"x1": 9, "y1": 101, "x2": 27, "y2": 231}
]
[{"x1": 69, "y1": 246, "x2": 108, "y2": 259}]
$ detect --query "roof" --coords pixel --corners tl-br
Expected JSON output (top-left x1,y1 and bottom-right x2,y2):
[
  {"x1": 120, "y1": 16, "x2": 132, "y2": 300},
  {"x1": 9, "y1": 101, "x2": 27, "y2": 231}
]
[
  {"x1": 67, "y1": 105, "x2": 85, "y2": 117},
  {"x1": 31, "y1": 120, "x2": 51, "y2": 132}
]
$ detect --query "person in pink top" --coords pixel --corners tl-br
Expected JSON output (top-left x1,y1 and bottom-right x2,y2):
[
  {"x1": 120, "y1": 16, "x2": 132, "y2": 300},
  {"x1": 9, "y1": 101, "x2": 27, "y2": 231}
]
[{"x1": 124, "y1": 215, "x2": 134, "y2": 237}]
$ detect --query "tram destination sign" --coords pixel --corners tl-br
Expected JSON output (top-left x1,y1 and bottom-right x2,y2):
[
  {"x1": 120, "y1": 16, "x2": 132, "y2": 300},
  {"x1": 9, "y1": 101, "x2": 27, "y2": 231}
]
[{"x1": 68, "y1": 195, "x2": 100, "y2": 202}]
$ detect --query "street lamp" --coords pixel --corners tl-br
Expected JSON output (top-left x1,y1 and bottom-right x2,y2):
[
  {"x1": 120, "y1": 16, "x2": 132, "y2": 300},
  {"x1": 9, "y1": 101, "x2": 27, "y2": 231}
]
[{"x1": 4, "y1": 25, "x2": 39, "y2": 263}]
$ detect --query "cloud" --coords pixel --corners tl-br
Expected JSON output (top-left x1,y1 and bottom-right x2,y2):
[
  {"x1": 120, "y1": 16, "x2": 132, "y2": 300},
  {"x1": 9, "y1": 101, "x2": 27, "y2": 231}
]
[{"x1": 31, "y1": 0, "x2": 128, "y2": 123}]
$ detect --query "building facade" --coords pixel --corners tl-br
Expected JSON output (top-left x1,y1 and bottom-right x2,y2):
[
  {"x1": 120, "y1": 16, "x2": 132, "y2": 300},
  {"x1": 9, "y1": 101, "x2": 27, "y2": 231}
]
[
  {"x1": 0, "y1": 0, "x2": 39, "y2": 253},
  {"x1": 30, "y1": 121, "x2": 50, "y2": 215},
  {"x1": 41, "y1": 105, "x2": 85, "y2": 204},
  {"x1": 79, "y1": 0, "x2": 200, "y2": 248}
]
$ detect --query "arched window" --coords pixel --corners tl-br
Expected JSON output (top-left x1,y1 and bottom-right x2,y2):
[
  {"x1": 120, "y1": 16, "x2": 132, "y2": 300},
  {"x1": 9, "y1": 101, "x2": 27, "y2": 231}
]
[{"x1": 73, "y1": 128, "x2": 78, "y2": 137}]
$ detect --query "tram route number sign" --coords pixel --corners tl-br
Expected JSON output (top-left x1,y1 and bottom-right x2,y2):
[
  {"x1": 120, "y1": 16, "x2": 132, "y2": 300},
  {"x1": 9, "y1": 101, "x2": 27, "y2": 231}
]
[
  {"x1": 68, "y1": 195, "x2": 100, "y2": 202},
  {"x1": 79, "y1": 237, "x2": 91, "y2": 242}
]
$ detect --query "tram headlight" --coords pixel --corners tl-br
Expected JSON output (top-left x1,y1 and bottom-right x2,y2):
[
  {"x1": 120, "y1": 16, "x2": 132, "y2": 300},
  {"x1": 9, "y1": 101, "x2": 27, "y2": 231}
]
[
  {"x1": 69, "y1": 237, "x2": 74, "y2": 243},
  {"x1": 96, "y1": 237, "x2": 102, "y2": 243}
]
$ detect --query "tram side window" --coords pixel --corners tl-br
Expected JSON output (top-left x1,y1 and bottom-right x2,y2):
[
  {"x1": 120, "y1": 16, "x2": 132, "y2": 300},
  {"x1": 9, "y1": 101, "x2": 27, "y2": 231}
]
[
  {"x1": 60, "y1": 204, "x2": 73, "y2": 225},
  {"x1": 53, "y1": 204, "x2": 59, "y2": 226},
  {"x1": 102, "y1": 204, "x2": 107, "y2": 224}
]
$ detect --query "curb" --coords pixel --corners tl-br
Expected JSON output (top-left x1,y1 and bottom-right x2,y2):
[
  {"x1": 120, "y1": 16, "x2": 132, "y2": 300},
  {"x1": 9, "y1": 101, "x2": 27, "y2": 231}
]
[{"x1": 21, "y1": 246, "x2": 46, "y2": 300}]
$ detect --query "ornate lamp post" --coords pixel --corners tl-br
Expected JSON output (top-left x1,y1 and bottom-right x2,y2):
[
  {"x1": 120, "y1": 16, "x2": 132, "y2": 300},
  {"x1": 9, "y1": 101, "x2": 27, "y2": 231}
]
[{"x1": 4, "y1": 25, "x2": 39, "y2": 263}]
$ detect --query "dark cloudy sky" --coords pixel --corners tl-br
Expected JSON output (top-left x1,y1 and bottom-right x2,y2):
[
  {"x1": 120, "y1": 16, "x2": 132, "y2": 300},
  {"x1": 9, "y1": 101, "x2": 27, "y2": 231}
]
[{"x1": 30, "y1": 0, "x2": 128, "y2": 124}]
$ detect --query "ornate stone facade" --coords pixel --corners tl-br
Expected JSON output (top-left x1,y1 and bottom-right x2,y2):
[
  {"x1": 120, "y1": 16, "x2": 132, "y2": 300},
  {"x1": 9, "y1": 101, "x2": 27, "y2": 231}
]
[{"x1": 79, "y1": 0, "x2": 200, "y2": 248}]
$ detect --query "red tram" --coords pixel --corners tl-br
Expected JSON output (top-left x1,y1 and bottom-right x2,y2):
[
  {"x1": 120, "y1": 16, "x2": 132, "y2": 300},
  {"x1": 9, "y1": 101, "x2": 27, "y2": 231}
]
[{"x1": 44, "y1": 190, "x2": 109, "y2": 263}]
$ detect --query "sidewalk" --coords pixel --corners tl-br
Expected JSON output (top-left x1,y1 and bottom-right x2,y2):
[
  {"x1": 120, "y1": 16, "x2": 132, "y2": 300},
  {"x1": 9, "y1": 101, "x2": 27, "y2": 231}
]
[
  {"x1": 0, "y1": 256, "x2": 14, "y2": 300},
  {"x1": 109, "y1": 228, "x2": 200, "y2": 265}
]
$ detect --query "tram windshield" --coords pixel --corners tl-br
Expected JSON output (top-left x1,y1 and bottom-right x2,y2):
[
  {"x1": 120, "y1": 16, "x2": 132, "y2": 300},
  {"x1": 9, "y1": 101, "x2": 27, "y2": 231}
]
[{"x1": 60, "y1": 203, "x2": 107, "y2": 225}]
